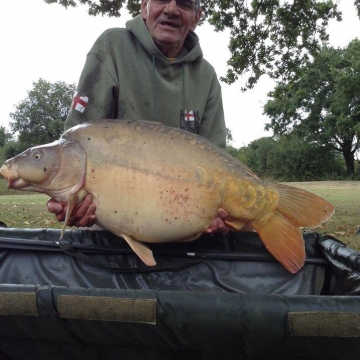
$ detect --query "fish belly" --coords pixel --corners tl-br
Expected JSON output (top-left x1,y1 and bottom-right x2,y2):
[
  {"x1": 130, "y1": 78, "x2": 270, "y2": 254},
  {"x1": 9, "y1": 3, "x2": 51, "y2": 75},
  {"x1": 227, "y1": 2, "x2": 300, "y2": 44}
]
[{"x1": 85, "y1": 165, "x2": 222, "y2": 243}]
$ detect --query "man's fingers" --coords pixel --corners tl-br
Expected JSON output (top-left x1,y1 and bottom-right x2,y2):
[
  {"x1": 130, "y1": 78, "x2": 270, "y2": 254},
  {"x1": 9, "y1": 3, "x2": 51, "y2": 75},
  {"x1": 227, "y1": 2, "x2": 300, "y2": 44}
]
[
  {"x1": 47, "y1": 198, "x2": 65, "y2": 215},
  {"x1": 217, "y1": 208, "x2": 255, "y2": 232},
  {"x1": 48, "y1": 195, "x2": 97, "y2": 228},
  {"x1": 205, "y1": 219, "x2": 217, "y2": 234},
  {"x1": 217, "y1": 208, "x2": 230, "y2": 220},
  {"x1": 217, "y1": 218, "x2": 229, "y2": 235},
  {"x1": 205, "y1": 217, "x2": 229, "y2": 235},
  {"x1": 73, "y1": 204, "x2": 97, "y2": 227}
]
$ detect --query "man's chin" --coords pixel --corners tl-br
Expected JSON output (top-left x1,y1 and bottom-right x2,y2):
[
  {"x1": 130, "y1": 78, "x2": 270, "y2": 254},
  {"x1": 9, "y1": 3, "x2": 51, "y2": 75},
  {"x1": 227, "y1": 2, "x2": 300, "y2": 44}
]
[{"x1": 154, "y1": 36, "x2": 184, "y2": 56}]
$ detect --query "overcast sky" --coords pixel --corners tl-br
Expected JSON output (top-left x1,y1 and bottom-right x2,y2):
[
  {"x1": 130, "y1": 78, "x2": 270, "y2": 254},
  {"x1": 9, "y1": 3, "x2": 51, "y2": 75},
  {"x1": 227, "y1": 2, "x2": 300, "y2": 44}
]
[{"x1": 1, "y1": 1, "x2": 359, "y2": 147}]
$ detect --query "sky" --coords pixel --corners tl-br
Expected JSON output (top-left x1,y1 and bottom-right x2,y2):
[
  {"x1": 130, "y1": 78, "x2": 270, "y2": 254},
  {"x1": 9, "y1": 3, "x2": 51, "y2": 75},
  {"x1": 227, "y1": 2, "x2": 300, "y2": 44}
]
[{"x1": 0, "y1": 1, "x2": 359, "y2": 147}]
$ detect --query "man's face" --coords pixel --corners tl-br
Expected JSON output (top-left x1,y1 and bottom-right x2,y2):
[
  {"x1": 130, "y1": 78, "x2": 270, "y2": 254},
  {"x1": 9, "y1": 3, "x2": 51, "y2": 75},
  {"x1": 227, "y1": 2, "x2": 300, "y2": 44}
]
[{"x1": 141, "y1": 0, "x2": 202, "y2": 57}]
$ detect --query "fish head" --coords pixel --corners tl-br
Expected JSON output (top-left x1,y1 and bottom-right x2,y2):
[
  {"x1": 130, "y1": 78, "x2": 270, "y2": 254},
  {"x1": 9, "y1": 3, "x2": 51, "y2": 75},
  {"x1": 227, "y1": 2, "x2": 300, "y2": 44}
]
[
  {"x1": 0, "y1": 138, "x2": 87, "y2": 202},
  {"x1": 1, "y1": 142, "x2": 63, "y2": 188}
]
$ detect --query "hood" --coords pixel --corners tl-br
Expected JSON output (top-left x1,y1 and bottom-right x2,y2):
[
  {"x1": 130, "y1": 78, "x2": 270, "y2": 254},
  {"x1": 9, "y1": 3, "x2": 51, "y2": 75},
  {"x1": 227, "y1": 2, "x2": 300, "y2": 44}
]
[{"x1": 126, "y1": 15, "x2": 203, "y2": 65}]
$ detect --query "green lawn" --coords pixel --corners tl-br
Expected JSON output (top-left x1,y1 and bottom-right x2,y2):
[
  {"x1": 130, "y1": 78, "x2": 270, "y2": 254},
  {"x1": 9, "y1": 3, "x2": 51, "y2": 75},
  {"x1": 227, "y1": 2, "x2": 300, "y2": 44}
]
[
  {"x1": 0, "y1": 193, "x2": 60, "y2": 229},
  {"x1": 282, "y1": 181, "x2": 360, "y2": 251}
]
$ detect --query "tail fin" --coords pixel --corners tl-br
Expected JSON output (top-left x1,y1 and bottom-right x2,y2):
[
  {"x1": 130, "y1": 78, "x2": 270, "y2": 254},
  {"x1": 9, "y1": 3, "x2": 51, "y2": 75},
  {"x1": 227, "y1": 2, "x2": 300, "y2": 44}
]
[
  {"x1": 253, "y1": 212, "x2": 305, "y2": 273},
  {"x1": 275, "y1": 183, "x2": 334, "y2": 227},
  {"x1": 253, "y1": 184, "x2": 334, "y2": 273}
]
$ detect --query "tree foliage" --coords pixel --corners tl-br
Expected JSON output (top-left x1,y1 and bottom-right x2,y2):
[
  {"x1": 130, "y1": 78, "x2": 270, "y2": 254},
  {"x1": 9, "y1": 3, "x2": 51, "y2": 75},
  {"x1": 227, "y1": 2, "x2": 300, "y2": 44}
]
[
  {"x1": 204, "y1": 0, "x2": 341, "y2": 90},
  {"x1": 0, "y1": 141, "x2": 23, "y2": 166},
  {"x1": 231, "y1": 135, "x2": 342, "y2": 181},
  {"x1": 44, "y1": 0, "x2": 137, "y2": 17},
  {"x1": 264, "y1": 39, "x2": 360, "y2": 174},
  {"x1": 42, "y1": 0, "x2": 360, "y2": 90},
  {"x1": 237, "y1": 137, "x2": 277, "y2": 177},
  {"x1": 10, "y1": 79, "x2": 76, "y2": 152},
  {"x1": 265, "y1": 135, "x2": 342, "y2": 180},
  {"x1": 0, "y1": 127, "x2": 13, "y2": 148}
]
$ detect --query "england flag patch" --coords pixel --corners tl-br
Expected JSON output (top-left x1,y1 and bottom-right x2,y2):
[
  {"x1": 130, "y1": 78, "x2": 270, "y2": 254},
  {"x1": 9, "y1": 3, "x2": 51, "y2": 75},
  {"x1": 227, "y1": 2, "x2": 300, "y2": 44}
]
[{"x1": 72, "y1": 92, "x2": 89, "y2": 113}]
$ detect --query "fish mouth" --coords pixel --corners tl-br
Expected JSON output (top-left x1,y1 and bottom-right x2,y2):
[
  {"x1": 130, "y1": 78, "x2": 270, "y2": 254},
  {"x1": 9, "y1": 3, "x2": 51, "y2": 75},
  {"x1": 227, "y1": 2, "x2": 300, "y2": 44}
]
[
  {"x1": 8, "y1": 177, "x2": 31, "y2": 190},
  {"x1": 0, "y1": 164, "x2": 12, "y2": 179},
  {"x1": 0, "y1": 164, "x2": 30, "y2": 189}
]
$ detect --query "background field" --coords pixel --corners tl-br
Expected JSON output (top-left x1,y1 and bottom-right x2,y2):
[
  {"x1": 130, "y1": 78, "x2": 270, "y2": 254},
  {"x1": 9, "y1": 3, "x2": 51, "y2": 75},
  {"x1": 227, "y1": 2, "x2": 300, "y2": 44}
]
[{"x1": 0, "y1": 180, "x2": 359, "y2": 251}]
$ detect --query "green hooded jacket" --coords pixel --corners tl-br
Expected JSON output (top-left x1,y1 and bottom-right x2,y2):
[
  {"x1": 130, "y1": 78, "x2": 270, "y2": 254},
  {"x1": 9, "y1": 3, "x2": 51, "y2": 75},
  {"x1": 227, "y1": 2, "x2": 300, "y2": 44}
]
[{"x1": 65, "y1": 15, "x2": 226, "y2": 148}]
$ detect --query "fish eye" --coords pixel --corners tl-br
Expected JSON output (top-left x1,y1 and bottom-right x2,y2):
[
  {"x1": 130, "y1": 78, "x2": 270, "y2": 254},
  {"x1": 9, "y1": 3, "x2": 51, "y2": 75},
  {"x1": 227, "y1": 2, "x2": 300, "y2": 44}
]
[{"x1": 33, "y1": 152, "x2": 41, "y2": 160}]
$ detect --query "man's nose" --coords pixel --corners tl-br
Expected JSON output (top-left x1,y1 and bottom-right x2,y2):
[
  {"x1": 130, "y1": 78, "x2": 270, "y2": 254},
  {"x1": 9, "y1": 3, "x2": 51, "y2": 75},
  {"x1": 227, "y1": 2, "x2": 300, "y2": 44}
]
[{"x1": 164, "y1": 0, "x2": 181, "y2": 13}]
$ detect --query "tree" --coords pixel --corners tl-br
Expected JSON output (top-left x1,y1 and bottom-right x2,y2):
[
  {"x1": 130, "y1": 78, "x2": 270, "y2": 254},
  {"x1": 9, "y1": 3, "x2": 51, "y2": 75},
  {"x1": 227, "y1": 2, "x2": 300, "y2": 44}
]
[
  {"x1": 10, "y1": 79, "x2": 76, "y2": 151},
  {"x1": 238, "y1": 137, "x2": 277, "y2": 178},
  {"x1": 226, "y1": 127, "x2": 233, "y2": 145},
  {"x1": 228, "y1": 135, "x2": 342, "y2": 180},
  {"x1": 0, "y1": 141, "x2": 23, "y2": 166},
  {"x1": 0, "y1": 126, "x2": 13, "y2": 148},
  {"x1": 266, "y1": 135, "x2": 341, "y2": 181},
  {"x1": 226, "y1": 144, "x2": 247, "y2": 164},
  {"x1": 0, "y1": 126, "x2": 15, "y2": 165},
  {"x1": 264, "y1": 39, "x2": 360, "y2": 174},
  {"x1": 44, "y1": 0, "x2": 357, "y2": 90}
]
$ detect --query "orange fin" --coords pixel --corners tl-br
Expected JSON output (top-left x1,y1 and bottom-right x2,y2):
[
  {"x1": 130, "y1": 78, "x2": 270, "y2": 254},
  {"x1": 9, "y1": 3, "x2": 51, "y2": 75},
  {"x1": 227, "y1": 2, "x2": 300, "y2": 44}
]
[
  {"x1": 275, "y1": 183, "x2": 334, "y2": 227},
  {"x1": 225, "y1": 219, "x2": 247, "y2": 231},
  {"x1": 253, "y1": 211, "x2": 306, "y2": 274},
  {"x1": 120, "y1": 234, "x2": 157, "y2": 266}
]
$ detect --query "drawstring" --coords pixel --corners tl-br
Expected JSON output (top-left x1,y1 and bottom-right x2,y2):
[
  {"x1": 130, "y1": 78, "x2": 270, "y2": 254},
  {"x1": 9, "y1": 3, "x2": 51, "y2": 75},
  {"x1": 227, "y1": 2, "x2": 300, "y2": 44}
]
[
  {"x1": 182, "y1": 62, "x2": 186, "y2": 116},
  {"x1": 151, "y1": 56, "x2": 186, "y2": 123},
  {"x1": 152, "y1": 55, "x2": 158, "y2": 121},
  {"x1": 180, "y1": 62, "x2": 186, "y2": 129}
]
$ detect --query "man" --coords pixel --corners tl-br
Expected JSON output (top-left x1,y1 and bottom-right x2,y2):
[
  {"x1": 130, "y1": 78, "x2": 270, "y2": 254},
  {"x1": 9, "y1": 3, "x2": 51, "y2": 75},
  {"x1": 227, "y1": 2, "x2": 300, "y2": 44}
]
[{"x1": 48, "y1": 0, "x2": 230, "y2": 234}]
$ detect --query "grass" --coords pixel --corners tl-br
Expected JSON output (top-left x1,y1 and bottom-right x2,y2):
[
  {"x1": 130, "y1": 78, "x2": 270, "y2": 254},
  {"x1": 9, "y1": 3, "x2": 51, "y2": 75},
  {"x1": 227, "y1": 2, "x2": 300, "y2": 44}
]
[
  {"x1": 0, "y1": 193, "x2": 61, "y2": 229},
  {"x1": 282, "y1": 181, "x2": 360, "y2": 251},
  {"x1": 0, "y1": 180, "x2": 359, "y2": 251}
]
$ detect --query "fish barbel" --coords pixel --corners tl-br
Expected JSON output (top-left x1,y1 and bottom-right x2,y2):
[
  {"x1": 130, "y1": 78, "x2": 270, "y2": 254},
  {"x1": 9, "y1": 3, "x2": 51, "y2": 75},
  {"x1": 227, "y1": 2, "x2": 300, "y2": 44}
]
[{"x1": 0, "y1": 120, "x2": 334, "y2": 273}]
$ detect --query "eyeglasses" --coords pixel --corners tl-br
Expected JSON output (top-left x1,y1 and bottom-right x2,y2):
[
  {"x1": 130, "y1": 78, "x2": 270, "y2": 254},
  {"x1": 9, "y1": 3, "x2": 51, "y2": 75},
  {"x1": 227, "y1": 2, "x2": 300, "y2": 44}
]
[{"x1": 151, "y1": 0, "x2": 199, "y2": 11}]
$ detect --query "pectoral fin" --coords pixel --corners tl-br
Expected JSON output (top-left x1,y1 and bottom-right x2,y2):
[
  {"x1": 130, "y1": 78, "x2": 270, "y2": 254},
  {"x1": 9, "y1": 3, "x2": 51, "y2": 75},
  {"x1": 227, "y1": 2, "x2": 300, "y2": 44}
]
[
  {"x1": 120, "y1": 233, "x2": 157, "y2": 266},
  {"x1": 60, "y1": 189, "x2": 88, "y2": 239}
]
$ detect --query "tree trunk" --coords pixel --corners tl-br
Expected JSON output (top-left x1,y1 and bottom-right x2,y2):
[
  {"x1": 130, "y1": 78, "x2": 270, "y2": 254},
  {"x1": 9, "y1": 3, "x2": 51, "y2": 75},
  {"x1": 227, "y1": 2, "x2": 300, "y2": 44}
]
[{"x1": 342, "y1": 150, "x2": 355, "y2": 174}]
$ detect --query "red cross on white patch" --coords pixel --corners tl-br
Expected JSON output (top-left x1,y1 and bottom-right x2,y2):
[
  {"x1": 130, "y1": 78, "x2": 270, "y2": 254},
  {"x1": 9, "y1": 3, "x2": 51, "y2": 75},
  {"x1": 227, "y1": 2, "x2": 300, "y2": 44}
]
[
  {"x1": 184, "y1": 110, "x2": 195, "y2": 122},
  {"x1": 72, "y1": 92, "x2": 89, "y2": 113}
]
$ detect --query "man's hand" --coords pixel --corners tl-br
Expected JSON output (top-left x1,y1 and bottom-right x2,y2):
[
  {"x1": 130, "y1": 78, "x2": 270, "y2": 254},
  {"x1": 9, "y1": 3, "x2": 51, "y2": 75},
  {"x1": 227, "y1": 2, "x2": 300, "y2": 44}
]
[
  {"x1": 47, "y1": 194, "x2": 97, "y2": 227},
  {"x1": 205, "y1": 208, "x2": 255, "y2": 235},
  {"x1": 205, "y1": 208, "x2": 231, "y2": 235}
]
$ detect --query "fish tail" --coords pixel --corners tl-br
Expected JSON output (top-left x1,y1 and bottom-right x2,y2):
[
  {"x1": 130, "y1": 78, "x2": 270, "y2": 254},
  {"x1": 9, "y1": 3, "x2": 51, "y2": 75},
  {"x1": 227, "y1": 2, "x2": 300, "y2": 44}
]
[
  {"x1": 275, "y1": 183, "x2": 335, "y2": 227},
  {"x1": 252, "y1": 184, "x2": 334, "y2": 273},
  {"x1": 252, "y1": 212, "x2": 305, "y2": 273}
]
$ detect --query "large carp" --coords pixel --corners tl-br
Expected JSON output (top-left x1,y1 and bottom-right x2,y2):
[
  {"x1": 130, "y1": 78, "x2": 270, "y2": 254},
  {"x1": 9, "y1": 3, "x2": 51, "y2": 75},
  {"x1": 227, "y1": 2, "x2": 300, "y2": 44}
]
[{"x1": 0, "y1": 120, "x2": 334, "y2": 273}]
